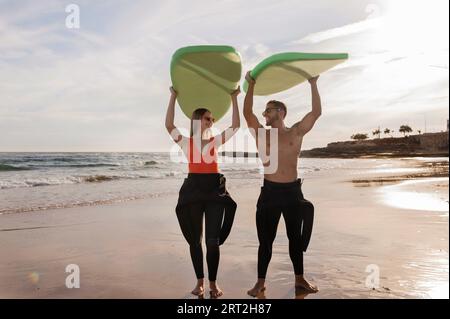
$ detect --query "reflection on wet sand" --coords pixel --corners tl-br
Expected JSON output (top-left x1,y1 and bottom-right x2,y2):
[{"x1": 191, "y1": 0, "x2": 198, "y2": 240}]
[
  {"x1": 380, "y1": 178, "x2": 449, "y2": 213},
  {"x1": 295, "y1": 287, "x2": 311, "y2": 299},
  {"x1": 350, "y1": 159, "x2": 449, "y2": 213},
  {"x1": 252, "y1": 287, "x2": 313, "y2": 299},
  {"x1": 351, "y1": 160, "x2": 449, "y2": 187}
]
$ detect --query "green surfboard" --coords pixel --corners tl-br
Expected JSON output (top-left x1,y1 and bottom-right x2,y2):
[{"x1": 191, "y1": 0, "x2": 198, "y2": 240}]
[
  {"x1": 243, "y1": 52, "x2": 348, "y2": 95},
  {"x1": 170, "y1": 45, "x2": 242, "y2": 121}
]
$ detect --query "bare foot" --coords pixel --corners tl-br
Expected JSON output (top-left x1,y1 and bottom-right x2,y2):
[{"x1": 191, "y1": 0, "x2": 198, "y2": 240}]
[
  {"x1": 209, "y1": 282, "x2": 223, "y2": 299},
  {"x1": 295, "y1": 275, "x2": 318, "y2": 293},
  {"x1": 247, "y1": 280, "x2": 266, "y2": 297},
  {"x1": 209, "y1": 289, "x2": 223, "y2": 299},
  {"x1": 191, "y1": 279, "x2": 204, "y2": 298}
]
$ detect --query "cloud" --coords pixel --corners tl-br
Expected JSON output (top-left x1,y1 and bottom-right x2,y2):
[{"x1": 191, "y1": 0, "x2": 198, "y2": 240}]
[
  {"x1": 0, "y1": 0, "x2": 448, "y2": 152},
  {"x1": 277, "y1": 1, "x2": 448, "y2": 150},
  {"x1": 293, "y1": 17, "x2": 382, "y2": 45}
]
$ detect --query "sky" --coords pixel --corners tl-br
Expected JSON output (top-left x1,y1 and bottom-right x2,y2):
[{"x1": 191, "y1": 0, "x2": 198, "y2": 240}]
[{"x1": 0, "y1": 0, "x2": 448, "y2": 152}]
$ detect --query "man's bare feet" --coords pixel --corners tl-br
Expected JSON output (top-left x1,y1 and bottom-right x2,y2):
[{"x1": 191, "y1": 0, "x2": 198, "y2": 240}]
[
  {"x1": 191, "y1": 279, "x2": 204, "y2": 298},
  {"x1": 295, "y1": 286, "x2": 310, "y2": 299},
  {"x1": 295, "y1": 275, "x2": 318, "y2": 293},
  {"x1": 209, "y1": 281, "x2": 223, "y2": 299},
  {"x1": 247, "y1": 279, "x2": 266, "y2": 297}
]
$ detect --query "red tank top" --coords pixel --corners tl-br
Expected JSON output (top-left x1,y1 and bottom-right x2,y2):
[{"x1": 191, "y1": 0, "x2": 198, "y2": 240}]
[{"x1": 188, "y1": 137, "x2": 219, "y2": 173}]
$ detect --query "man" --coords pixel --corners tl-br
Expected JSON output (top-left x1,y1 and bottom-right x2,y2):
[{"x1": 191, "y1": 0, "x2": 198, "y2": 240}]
[{"x1": 244, "y1": 71, "x2": 321, "y2": 296}]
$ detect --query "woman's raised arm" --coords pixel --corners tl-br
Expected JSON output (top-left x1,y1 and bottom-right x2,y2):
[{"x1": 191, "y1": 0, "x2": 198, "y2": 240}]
[{"x1": 165, "y1": 87, "x2": 185, "y2": 144}]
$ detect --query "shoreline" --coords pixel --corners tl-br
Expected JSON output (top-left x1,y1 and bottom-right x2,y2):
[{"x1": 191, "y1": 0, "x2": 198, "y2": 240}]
[
  {"x1": 2, "y1": 156, "x2": 447, "y2": 216},
  {"x1": 220, "y1": 151, "x2": 450, "y2": 159}
]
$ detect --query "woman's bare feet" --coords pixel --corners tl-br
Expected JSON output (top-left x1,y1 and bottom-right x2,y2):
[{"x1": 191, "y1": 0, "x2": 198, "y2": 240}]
[
  {"x1": 247, "y1": 279, "x2": 266, "y2": 297},
  {"x1": 295, "y1": 275, "x2": 318, "y2": 293},
  {"x1": 191, "y1": 279, "x2": 204, "y2": 298},
  {"x1": 209, "y1": 281, "x2": 223, "y2": 299}
]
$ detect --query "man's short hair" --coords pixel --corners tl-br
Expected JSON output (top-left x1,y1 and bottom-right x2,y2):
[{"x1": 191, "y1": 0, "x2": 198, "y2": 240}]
[{"x1": 268, "y1": 100, "x2": 287, "y2": 118}]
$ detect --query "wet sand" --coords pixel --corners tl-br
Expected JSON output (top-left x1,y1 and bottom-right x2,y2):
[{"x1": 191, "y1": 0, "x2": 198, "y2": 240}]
[{"x1": 0, "y1": 160, "x2": 448, "y2": 299}]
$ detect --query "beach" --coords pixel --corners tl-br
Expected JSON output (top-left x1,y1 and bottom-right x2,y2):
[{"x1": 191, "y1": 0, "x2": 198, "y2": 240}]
[{"x1": 0, "y1": 155, "x2": 448, "y2": 299}]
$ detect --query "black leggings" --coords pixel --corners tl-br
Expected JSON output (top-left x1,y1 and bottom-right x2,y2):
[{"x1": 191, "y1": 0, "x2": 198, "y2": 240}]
[
  {"x1": 256, "y1": 205, "x2": 303, "y2": 278},
  {"x1": 256, "y1": 180, "x2": 314, "y2": 279},
  {"x1": 186, "y1": 202, "x2": 224, "y2": 281}
]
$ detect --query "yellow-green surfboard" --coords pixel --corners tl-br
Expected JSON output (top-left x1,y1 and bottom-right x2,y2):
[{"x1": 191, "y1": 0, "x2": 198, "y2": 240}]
[
  {"x1": 170, "y1": 45, "x2": 242, "y2": 121},
  {"x1": 243, "y1": 52, "x2": 348, "y2": 95}
]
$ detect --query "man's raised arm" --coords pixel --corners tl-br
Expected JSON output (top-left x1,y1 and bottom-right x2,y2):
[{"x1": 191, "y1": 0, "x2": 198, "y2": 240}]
[
  {"x1": 243, "y1": 71, "x2": 262, "y2": 133},
  {"x1": 294, "y1": 76, "x2": 322, "y2": 136}
]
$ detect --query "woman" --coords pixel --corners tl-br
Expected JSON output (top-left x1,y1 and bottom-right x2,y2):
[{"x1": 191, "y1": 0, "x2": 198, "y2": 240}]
[{"x1": 165, "y1": 86, "x2": 240, "y2": 298}]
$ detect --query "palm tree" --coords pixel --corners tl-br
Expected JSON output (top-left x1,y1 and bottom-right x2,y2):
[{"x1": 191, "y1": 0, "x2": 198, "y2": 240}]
[
  {"x1": 384, "y1": 128, "x2": 392, "y2": 138},
  {"x1": 372, "y1": 128, "x2": 381, "y2": 139},
  {"x1": 399, "y1": 125, "x2": 413, "y2": 137}
]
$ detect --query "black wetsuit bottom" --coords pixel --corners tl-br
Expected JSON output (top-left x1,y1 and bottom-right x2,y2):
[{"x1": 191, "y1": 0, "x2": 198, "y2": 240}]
[
  {"x1": 176, "y1": 173, "x2": 236, "y2": 282},
  {"x1": 256, "y1": 179, "x2": 314, "y2": 279},
  {"x1": 186, "y1": 201, "x2": 224, "y2": 281}
]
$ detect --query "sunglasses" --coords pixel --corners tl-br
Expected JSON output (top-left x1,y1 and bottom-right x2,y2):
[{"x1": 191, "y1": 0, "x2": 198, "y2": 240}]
[
  {"x1": 203, "y1": 116, "x2": 215, "y2": 123},
  {"x1": 262, "y1": 107, "x2": 280, "y2": 114}
]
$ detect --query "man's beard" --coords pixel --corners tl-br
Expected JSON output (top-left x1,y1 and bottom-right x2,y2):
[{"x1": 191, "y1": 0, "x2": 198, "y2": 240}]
[{"x1": 266, "y1": 115, "x2": 278, "y2": 126}]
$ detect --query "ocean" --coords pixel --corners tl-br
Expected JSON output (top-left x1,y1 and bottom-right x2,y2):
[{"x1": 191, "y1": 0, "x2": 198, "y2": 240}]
[{"x1": 0, "y1": 152, "x2": 445, "y2": 215}]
